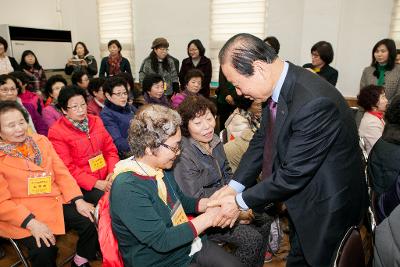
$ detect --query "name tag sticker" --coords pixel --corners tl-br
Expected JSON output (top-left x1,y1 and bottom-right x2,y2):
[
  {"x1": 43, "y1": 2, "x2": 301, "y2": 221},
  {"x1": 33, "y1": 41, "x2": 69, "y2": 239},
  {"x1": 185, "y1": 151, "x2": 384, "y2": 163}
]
[
  {"x1": 28, "y1": 176, "x2": 51, "y2": 195},
  {"x1": 170, "y1": 200, "x2": 189, "y2": 226},
  {"x1": 88, "y1": 153, "x2": 106, "y2": 172}
]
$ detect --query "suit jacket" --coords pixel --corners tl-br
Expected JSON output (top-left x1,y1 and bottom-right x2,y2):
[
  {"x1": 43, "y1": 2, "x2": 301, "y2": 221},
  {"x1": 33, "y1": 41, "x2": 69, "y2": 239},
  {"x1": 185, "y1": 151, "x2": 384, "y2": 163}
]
[{"x1": 233, "y1": 62, "x2": 368, "y2": 266}]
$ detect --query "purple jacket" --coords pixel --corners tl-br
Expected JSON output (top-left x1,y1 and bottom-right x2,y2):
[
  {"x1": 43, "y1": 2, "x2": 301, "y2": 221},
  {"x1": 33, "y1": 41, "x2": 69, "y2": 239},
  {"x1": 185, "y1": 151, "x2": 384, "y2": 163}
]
[
  {"x1": 22, "y1": 102, "x2": 49, "y2": 136},
  {"x1": 170, "y1": 90, "x2": 198, "y2": 109},
  {"x1": 43, "y1": 105, "x2": 62, "y2": 128}
]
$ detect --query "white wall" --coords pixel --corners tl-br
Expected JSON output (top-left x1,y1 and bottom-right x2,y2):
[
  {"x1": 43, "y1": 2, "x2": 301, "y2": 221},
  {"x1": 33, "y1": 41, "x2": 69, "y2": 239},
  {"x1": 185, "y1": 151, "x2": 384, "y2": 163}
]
[
  {"x1": 0, "y1": 0, "x2": 395, "y2": 97},
  {"x1": 267, "y1": 0, "x2": 394, "y2": 97},
  {"x1": 0, "y1": 0, "x2": 100, "y2": 65}
]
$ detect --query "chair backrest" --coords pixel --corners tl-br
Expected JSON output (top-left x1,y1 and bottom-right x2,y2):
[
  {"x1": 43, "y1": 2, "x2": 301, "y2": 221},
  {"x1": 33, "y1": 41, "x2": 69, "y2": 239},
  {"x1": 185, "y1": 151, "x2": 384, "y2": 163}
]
[
  {"x1": 359, "y1": 136, "x2": 369, "y2": 163},
  {"x1": 334, "y1": 226, "x2": 366, "y2": 267},
  {"x1": 219, "y1": 128, "x2": 228, "y2": 144},
  {"x1": 370, "y1": 191, "x2": 381, "y2": 226}
]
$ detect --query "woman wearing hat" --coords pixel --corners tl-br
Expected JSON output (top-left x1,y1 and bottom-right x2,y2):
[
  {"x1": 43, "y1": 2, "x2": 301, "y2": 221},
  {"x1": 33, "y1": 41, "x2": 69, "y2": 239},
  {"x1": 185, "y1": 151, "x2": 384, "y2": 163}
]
[
  {"x1": 139, "y1": 37, "x2": 179, "y2": 97},
  {"x1": 99, "y1": 39, "x2": 132, "y2": 77}
]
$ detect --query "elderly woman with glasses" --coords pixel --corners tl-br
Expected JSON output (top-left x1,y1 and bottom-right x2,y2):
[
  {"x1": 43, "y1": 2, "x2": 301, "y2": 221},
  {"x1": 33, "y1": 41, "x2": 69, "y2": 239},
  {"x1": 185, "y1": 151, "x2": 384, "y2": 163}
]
[
  {"x1": 100, "y1": 76, "x2": 137, "y2": 159},
  {"x1": 0, "y1": 74, "x2": 48, "y2": 135},
  {"x1": 173, "y1": 95, "x2": 270, "y2": 267},
  {"x1": 0, "y1": 101, "x2": 98, "y2": 267},
  {"x1": 48, "y1": 85, "x2": 119, "y2": 205},
  {"x1": 110, "y1": 104, "x2": 244, "y2": 267}
]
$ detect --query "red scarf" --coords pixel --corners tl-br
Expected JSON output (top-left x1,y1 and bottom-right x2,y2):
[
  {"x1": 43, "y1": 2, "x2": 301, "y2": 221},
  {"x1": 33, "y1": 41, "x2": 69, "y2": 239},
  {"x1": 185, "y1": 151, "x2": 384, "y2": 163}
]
[
  {"x1": 368, "y1": 111, "x2": 385, "y2": 125},
  {"x1": 108, "y1": 54, "x2": 122, "y2": 76}
]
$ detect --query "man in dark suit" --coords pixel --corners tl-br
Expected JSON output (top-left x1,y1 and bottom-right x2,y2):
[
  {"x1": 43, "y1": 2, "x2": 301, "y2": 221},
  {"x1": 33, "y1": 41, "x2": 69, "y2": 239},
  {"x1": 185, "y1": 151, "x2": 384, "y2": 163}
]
[{"x1": 208, "y1": 33, "x2": 368, "y2": 266}]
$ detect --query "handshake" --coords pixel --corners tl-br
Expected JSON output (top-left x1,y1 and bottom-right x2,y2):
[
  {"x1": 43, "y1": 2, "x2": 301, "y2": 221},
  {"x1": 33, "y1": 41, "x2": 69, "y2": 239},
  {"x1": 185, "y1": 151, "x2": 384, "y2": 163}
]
[{"x1": 200, "y1": 186, "x2": 253, "y2": 229}]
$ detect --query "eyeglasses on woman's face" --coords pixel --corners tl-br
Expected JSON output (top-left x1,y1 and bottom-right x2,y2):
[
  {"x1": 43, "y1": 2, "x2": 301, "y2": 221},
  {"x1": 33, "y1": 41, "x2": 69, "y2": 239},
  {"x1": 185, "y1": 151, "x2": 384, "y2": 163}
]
[
  {"x1": 160, "y1": 142, "x2": 181, "y2": 154},
  {"x1": 67, "y1": 102, "x2": 87, "y2": 112}
]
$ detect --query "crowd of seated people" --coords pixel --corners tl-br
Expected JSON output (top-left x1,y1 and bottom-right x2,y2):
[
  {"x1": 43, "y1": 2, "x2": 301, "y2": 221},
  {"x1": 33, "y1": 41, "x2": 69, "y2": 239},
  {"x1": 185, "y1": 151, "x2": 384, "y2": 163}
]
[{"x1": 1, "y1": 31, "x2": 400, "y2": 267}]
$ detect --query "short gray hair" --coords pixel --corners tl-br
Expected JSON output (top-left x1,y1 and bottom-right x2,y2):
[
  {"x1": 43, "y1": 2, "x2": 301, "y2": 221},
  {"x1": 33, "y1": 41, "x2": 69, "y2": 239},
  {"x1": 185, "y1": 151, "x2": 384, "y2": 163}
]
[{"x1": 128, "y1": 104, "x2": 182, "y2": 158}]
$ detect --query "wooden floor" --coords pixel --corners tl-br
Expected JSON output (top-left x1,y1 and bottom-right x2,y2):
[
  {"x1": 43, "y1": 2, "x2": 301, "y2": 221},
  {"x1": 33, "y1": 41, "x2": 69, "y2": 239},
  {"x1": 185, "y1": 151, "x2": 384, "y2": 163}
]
[{"x1": 0, "y1": 230, "x2": 289, "y2": 267}]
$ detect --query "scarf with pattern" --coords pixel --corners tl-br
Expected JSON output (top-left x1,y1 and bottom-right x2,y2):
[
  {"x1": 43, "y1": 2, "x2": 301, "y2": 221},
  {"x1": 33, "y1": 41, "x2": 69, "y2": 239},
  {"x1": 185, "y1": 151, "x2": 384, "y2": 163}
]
[
  {"x1": 67, "y1": 116, "x2": 89, "y2": 133},
  {"x1": 108, "y1": 54, "x2": 122, "y2": 76},
  {"x1": 0, "y1": 135, "x2": 42, "y2": 165}
]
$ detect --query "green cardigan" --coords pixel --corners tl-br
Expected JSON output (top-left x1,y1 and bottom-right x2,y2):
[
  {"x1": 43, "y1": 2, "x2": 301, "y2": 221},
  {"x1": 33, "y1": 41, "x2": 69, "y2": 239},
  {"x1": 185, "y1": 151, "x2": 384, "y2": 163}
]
[{"x1": 110, "y1": 170, "x2": 200, "y2": 267}]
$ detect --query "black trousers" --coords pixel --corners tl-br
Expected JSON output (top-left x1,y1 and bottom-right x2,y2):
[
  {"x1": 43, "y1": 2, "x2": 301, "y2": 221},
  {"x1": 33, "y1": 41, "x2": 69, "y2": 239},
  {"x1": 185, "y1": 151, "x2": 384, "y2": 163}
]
[
  {"x1": 286, "y1": 217, "x2": 311, "y2": 267},
  {"x1": 19, "y1": 203, "x2": 98, "y2": 267},
  {"x1": 81, "y1": 188, "x2": 104, "y2": 205},
  {"x1": 189, "y1": 240, "x2": 245, "y2": 267}
]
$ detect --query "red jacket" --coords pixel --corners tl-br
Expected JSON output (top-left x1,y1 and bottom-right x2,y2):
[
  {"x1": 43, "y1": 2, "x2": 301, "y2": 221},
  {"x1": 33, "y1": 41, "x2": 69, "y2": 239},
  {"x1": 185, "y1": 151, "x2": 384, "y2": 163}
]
[
  {"x1": 87, "y1": 98, "x2": 103, "y2": 117},
  {"x1": 48, "y1": 114, "x2": 119, "y2": 190}
]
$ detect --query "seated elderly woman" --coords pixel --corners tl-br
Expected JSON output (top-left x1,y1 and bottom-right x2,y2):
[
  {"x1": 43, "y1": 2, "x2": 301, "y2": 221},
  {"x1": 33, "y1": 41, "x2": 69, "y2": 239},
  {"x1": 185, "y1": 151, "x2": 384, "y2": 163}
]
[
  {"x1": 42, "y1": 75, "x2": 67, "y2": 128},
  {"x1": 142, "y1": 73, "x2": 170, "y2": 107},
  {"x1": 223, "y1": 96, "x2": 262, "y2": 172},
  {"x1": 110, "y1": 104, "x2": 244, "y2": 267},
  {"x1": 0, "y1": 74, "x2": 47, "y2": 135},
  {"x1": 0, "y1": 101, "x2": 97, "y2": 267},
  {"x1": 100, "y1": 76, "x2": 137, "y2": 159},
  {"x1": 368, "y1": 95, "x2": 400, "y2": 224},
  {"x1": 173, "y1": 95, "x2": 269, "y2": 267},
  {"x1": 357, "y1": 84, "x2": 388, "y2": 155},
  {"x1": 171, "y1": 69, "x2": 204, "y2": 109},
  {"x1": 48, "y1": 85, "x2": 119, "y2": 205}
]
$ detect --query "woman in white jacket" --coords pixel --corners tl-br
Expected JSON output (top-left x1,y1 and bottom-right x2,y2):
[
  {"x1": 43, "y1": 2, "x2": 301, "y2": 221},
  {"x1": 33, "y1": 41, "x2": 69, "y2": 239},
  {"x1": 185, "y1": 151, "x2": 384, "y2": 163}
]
[{"x1": 357, "y1": 84, "x2": 388, "y2": 155}]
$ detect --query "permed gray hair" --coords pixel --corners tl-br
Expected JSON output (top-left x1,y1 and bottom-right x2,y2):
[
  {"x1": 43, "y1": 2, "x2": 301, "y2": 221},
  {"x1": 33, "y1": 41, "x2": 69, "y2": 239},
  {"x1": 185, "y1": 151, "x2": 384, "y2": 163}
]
[{"x1": 128, "y1": 104, "x2": 182, "y2": 158}]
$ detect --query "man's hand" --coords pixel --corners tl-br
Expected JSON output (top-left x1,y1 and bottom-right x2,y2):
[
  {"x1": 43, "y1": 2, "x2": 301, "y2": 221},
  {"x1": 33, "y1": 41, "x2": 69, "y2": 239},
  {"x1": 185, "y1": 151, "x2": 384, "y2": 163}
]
[
  {"x1": 26, "y1": 219, "x2": 55, "y2": 248},
  {"x1": 207, "y1": 194, "x2": 240, "y2": 228},
  {"x1": 209, "y1": 185, "x2": 236, "y2": 201},
  {"x1": 75, "y1": 199, "x2": 95, "y2": 222}
]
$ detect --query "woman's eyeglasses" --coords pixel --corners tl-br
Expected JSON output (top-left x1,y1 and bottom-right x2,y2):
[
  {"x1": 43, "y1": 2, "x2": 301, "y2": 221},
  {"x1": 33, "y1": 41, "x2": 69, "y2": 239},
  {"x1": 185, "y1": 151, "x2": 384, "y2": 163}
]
[
  {"x1": 112, "y1": 92, "x2": 128, "y2": 98},
  {"x1": 160, "y1": 142, "x2": 181, "y2": 154},
  {"x1": 67, "y1": 103, "x2": 87, "y2": 111}
]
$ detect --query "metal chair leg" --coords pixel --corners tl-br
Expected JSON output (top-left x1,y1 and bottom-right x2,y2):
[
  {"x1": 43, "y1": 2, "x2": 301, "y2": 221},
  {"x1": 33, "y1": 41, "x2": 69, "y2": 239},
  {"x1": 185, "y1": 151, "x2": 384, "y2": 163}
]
[{"x1": 8, "y1": 238, "x2": 29, "y2": 267}]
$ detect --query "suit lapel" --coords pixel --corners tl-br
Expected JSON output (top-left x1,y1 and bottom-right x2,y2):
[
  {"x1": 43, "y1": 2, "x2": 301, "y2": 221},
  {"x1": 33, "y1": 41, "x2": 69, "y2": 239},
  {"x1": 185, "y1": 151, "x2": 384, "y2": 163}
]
[{"x1": 271, "y1": 63, "x2": 297, "y2": 160}]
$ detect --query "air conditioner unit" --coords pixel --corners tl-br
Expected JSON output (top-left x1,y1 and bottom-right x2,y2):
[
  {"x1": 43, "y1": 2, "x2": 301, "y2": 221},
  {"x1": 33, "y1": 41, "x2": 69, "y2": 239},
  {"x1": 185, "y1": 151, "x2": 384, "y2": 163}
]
[{"x1": 0, "y1": 25, "x2": 73, "y2": 70}]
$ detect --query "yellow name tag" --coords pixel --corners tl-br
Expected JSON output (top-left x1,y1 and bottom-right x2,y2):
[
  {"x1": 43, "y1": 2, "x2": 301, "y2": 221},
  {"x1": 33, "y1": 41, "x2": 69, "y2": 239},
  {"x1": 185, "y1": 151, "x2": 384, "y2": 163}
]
[
  {"x1": 88, "y1": 154, "x2": 106, "y2": 172},
  {"x1": 28, "y1": 176, "x2": 52, "y2": 195},
  {"x1": 171, "y1": 201, "x2": 189, "y2": 226}
]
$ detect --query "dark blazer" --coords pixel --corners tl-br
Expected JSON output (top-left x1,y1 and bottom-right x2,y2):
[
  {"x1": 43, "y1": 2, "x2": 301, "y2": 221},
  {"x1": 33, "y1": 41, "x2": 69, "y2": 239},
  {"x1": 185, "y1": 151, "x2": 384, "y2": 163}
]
[
  {"x1": 303, "y1": 63, "x2": 338, "y2": 86},
  {"x1": 9, "y1": 56, "x2": 20, "y2": 72},
  {"x1": 179, "y1": 56, "x2": 212, "y2": 98},
  {"x1": 233, "y1": 62, "x2": 368, "y2": 266}
]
